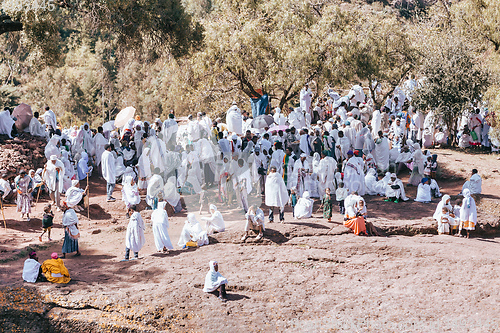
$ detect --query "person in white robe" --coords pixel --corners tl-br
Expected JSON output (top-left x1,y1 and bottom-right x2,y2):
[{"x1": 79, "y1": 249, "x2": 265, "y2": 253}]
[
  {"x1": 187, "y1": 115, "x2": 201, "y2": 143},
  {"x1": 290, "y1": 154, "x2": 310, "y2": 197},
  {"x1": 201, "y1": 204, "x2": 226, "y2": 235},
  {"x1": 146, "y1": 174, "x2": 164, "y2": 210},
  {"x1": 162, "y1": 114, "x2": 179, "y2": 149},
  {"x1": 226, "y1": 103, "x2": 243, "y2": 135},
  {"x1": 94, "y1": 127, "x2": 108, "y2": 168},
  {"x1": 384, "y1": 173, "x2": 409, "y2": 202},
  {"x1": 294, "y1": 191, "x2": 314, "y2": 219},
  {"x1": 373, "y1": 133, "x2": 390, "y2": 173},
  {"x1": 101, "y1": 145, "x2": 117, "y2": 201},
  {"x1": 43, "y1": 155, "x2": 65, "y2": 210},
  {"x1": 177, "y1": 213, "x2": 209, "y2": 248},
  {"x1": 121, "y1": 176, "x2": 141, "y2": 210},
  {"x1": 316, "y1": 153, "x2": 335, "y2": 197},
  {"x1": 137, "y1": 147, "x2": 151, "y2": 191},
  {"x1": 461, "y1": 169, "x2": 482, "y2": 195},
  {"x1": 151, "y1": 201, "x2": 174, "y2": 252},
  {"x1": 242, "y1": 206, "x2": 265, "y2": 241},
  {"x1": 65, "y1": 180, "x2": 87, "y2": 212},
  {"x1": 44, "y1": 135, "x2": 62, "y2": 160},
  {"x1": 23, "y1": 251, "x2": 43, "y2": 283},
  {"x1": 459, "y1": 188, "x2": 477, "y2": 238},
  {"x1": 29, "y1": 112, "x2": 47, "y2": 138},
  {"x1": 364, "y1": 168, "x2": 384, "y2": 196},
  {"x1": 371, "y1": 109, "x2": 382, "y2": 138},
  {"x1": 123, "y1": 207, "x2": 145, "y2": 260},
  {"x1": 273, "y1": 107, "x2": 286, "y2": 126},
  {"x1": 233, "y1": 159, "x2": 252, "y2": 212},
  {"x1": 300, "y1": 84, "x2": 312, "y2": 114},
  {"x1": 288, "y1": 107, "x2": 306, "y2": 129},
  {"x1": 265, "y1": 166, "x2": 289, "y2": 223},
  {"x1": 342, "y1": 151, "x2": 363, "y2": 194},
  {"x1": 408, "y1": 143, "x2": 425, "y2": 186},
  {"x1": 42, "y1": 107, "x2": 57, "y2": 133},
  {"x1": 80, "y1": 123, "x2": 95, "y2": 157},
  {"x1": 203, "y1": 260, "x2": 228, "y2": 301},
  {"x1": 77, "y1": 151, "x2": 92, "y2": 181},
  {"x1": 335, "y1": 131, "x2": 350, "y2": 161},
  {"x1": 414, "y1": 178, "x2": 432, "y2": 203},
  {"x1": 0, "y1": 108, "x2": 15, "y2": 138},
  {"x1": 433, "y1": 195, "x2": 453, "y2": 222}
]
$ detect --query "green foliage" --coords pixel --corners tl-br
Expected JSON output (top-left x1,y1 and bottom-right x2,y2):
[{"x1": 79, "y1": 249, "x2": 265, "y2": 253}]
[{"x1": 413, "y1": 33, "x2": 490, "y2": 143}]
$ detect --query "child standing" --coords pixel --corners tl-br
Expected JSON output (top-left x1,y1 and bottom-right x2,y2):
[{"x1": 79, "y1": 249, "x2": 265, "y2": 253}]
[
  {"x1": 450, "y1": 198, "x2": 462, "y2": 235},
  {"x1": 438, "y1": 207, "x2": 450, "y2": 235},
  {"x1": 321, "y1": 187, "x2": 333, "y2": 222},
  {"x1": 430, "y1": 155, "x2": 438, "y2": 179},
  {"x1": 122, "y1": 205, "x2": 145, "y2": 261},
  {"x1": 39, "y1": 204, "x2": 54, "y2": 242},
  {"x1": 288, "y1": 187, "x2": 298, "y2": 217},
  {"x1": 424, "y1": 156, "x2": 432, "y2": 179},
  {"x1": 335, "y1": 182, "x2": 348, "y2": 215}
]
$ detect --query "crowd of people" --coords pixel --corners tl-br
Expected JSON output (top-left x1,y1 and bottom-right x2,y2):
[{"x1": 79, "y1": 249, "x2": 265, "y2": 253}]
[{"x1": 2, "y1": 80, "x2": 488, "y2": 291}]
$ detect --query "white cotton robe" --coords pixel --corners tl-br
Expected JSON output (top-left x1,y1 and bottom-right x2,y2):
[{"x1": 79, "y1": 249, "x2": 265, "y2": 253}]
[
  {"x1": 460, "y1": 189, "x2": 477, "y2": 230},
  {"x1": 29, "y1": 117, "x2": 46, "y2": 137},
  {"x1": 43, "y1": 159, "x2": 65, "y2": 193},
  {"x1": 126, "y1": 212, "x2": 146, "y2": 252},
  {"x1": 177, "y1": 213, "x2": 209, "y2": 247},
  {"x1": 22, "y1": 258, "x2": 41, "y2": 283},
  {"x1": 203, "y1": 261, "x2": 228, "y2": 293},
  {"x1": 151, "y1": 202, "x2": 174, "y2": 251},
  {"x1": 294, "y1": 191, "x2": 314, "y2": 219},
  {"x1": 265, "y1": 172, "x2": 289, "y2": 210},
  {"x1": 101, "y1": 150, "x2": 116, "y2": 184}
]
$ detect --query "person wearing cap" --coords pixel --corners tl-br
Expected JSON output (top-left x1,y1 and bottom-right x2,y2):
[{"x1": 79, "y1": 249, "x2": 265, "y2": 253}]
[
  {"x1": 43, "y1": 155, "x2": 65, "y2": 210},
  {"x1": 101, "y1": 144, "x2": 117, "y2": 202},
  {"x1": 22, "y1": 251, "x2": 46, "y2": 283},
  {"x1": 414, "y1": 178, "x2": 432, "y2": 203},
  {"x1": 41, "y1": 253, "x2": 71, "y2": 284},
  {"x1": 15, "y1": 170, "x2": 33, "y2": 221}
]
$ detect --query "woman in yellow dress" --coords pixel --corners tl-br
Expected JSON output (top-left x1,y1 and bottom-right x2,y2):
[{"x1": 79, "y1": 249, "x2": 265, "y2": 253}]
[{"x1": 41, "y1": 252, "x2": 71, "y2": 284}]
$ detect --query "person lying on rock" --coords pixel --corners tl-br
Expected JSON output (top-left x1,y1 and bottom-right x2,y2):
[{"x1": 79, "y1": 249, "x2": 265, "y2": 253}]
[{"x1": 203, "y1": 260, "x2": 228, "y2": 302}]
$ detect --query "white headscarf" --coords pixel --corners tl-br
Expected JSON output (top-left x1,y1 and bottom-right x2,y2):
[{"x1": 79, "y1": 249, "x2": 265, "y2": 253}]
[{"x1": 203, "y1": 260, "x2": 228, "y2": 293}]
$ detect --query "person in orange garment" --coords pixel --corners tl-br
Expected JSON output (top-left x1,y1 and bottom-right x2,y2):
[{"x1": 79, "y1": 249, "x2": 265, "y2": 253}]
[
  {"x1": 343, "y1": 191, "x2": 367, "y2": 235},
  {"x1": 41, "y1": 252, "x2": 71, "y2": 284}
]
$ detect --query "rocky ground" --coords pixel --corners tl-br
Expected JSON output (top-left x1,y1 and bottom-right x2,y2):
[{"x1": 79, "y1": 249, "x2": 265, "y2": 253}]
[
  {"x1": 0, "y1": 133, "x2": 47, "y2": 179},
  {"x1": 0, "y1": 148, "x2": 499, "y2": 332}
]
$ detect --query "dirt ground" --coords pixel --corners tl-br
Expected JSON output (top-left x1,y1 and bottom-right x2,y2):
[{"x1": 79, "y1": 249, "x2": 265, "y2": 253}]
[{"x1": 0, "y1": 148, "x2": 499, "y2": 332}]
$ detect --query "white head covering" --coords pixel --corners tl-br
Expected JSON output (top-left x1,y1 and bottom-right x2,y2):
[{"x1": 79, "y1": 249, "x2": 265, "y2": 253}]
[
  {"x1": 71, "y1": 179, "x2": 79, "y2": 187},
  {"x1": 50, "y1": 155, "x2": 57, "y2": 161}
]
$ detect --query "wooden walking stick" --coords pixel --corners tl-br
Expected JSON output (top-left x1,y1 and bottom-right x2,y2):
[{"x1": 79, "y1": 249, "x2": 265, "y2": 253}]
[
  {"x1": 35, "y1": 181, "x2": 44, "y2": 206},
  {"x1": 87, "y1": 172, "x2": 90, "y2": 220},
  {"x1": 0, "y1": 197, "x2": 6, "y2": 230}
]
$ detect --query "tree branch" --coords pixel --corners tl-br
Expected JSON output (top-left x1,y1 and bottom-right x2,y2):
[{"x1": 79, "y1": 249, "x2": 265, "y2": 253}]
[{"x1": 0, "y1": 15, "x2": 23, "y2": 35}]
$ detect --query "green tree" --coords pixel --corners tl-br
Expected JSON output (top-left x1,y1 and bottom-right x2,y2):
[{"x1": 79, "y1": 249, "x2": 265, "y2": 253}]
[
  {"x1": 1, "y1": 0, "x2": 203, "y2": 61},
  {"x1": 413, "y1": 34, "x2": 490, "y2": 145}
]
